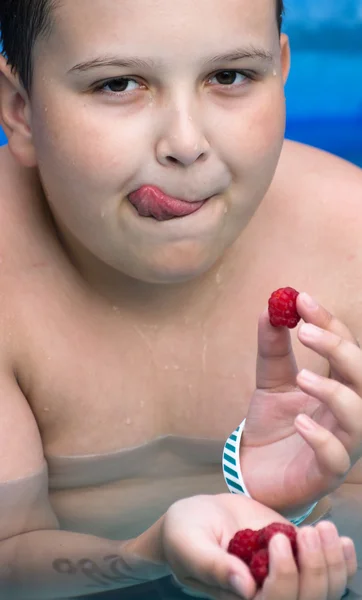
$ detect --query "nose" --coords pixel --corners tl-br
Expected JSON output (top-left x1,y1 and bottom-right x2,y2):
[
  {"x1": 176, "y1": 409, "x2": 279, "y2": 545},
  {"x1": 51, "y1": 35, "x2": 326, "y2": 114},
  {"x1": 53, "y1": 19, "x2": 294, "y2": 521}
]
[{"x1": 156, "y1": 103, "x2": 210, "y2": 167}]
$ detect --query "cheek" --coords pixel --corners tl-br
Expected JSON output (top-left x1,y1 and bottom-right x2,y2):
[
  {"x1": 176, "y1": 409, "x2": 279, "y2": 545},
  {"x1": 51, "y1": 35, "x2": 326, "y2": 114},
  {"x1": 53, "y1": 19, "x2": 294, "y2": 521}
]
[
  {"x1": 30, "y1": 89, "x2": 149, "y2": 190},
  {"x1": 220, "y1": 85, "x2": 286, "y2": 174}
]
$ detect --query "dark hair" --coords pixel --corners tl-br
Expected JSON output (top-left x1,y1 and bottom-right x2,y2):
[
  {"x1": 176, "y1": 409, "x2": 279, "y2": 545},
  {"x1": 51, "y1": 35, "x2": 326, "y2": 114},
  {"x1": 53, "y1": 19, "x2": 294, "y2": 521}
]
[{"x1": 1, "y1": 0, "x2": 285, "y2": 92}]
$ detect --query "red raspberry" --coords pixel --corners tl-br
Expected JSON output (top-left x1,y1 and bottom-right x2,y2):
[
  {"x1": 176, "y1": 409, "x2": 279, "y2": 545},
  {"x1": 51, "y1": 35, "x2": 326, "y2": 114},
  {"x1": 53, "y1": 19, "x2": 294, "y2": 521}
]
[
  {"x1": 249, "y1": 549, "x2": 269, "y2": 588},
  {"x1": 268, "y1": 287, "x2": 301, "y2": 329},
  {"x1": 258, "y1": 523, "x2": 298, "y2": 559},
  {"x1": 227, "y1": 529, "x2": 260, "y2": 565},
  {"x1": 228, "y1": 523, "x2": 299, "y2": 589}
]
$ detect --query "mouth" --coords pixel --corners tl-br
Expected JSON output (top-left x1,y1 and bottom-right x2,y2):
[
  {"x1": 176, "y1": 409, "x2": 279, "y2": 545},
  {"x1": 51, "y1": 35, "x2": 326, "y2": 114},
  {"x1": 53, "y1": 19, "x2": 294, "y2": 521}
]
[{"x1": 128, "y1": 185, "x2": 210, "y2": 221}]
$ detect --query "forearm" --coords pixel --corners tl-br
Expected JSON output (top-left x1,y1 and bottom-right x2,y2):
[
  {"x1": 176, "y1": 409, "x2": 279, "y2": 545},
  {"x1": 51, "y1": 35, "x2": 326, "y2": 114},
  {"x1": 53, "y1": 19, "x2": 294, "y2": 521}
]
[{"x1": 0, "y1": 518, "x2": 170, "y2": 600}]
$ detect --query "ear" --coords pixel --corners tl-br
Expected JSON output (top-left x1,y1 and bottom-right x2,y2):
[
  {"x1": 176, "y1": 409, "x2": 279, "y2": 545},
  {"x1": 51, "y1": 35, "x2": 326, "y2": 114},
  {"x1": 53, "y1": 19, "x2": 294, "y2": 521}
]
[
  {"x1": 279, "y1": 34, "x2": 291, "y2": 84},
  {"x1": 0, "y1": 54, "x2": 37, "y2": 167}
]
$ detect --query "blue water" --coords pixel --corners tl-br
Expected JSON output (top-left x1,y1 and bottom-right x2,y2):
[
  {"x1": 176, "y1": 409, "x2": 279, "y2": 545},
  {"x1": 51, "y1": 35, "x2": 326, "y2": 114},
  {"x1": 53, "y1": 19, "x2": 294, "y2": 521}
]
[
  {"x1": 282, "y1": 0, "x2": 362, "y2": 165},
  {"x1": 283, "y1": 48, "x2": 362, "y2": 166}
]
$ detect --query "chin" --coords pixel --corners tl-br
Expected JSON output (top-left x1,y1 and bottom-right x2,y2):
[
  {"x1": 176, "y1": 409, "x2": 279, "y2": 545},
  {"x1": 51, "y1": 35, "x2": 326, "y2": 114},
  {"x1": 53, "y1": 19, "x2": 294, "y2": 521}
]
[{"x1": 135, "y1": 254, "x2": 219, "y2": 285}]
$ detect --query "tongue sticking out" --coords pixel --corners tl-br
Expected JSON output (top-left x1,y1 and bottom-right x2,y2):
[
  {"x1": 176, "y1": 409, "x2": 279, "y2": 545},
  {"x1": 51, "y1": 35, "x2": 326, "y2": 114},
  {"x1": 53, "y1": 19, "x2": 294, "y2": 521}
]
[{"x1": 128, "y1": 185, "x2": 205, "y2": 221}]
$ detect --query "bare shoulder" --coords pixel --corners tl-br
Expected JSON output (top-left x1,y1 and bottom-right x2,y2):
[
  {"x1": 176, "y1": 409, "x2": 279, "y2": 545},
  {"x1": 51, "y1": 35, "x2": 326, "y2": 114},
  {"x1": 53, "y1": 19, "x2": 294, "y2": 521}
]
[
  {"x1": 277, "y1": 139, "x2": 362, "y2": 214},
  {"x1": 273, "y1": 140, "x2": 362, "y2": 251},
  {"x1": 276, "y1": 140, "x2": 362, "y2": 331}
]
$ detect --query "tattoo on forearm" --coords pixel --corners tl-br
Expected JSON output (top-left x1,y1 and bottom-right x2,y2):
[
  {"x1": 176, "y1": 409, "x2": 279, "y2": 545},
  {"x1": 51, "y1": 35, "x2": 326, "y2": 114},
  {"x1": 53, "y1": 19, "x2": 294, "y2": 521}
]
[{"x1": 53, "y1": 554, "x2": 138, "y2": 589}]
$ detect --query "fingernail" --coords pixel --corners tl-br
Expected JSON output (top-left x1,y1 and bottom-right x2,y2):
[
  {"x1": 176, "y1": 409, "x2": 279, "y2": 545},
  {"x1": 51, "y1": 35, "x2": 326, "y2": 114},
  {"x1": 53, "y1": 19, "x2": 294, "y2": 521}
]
[
  {"x1": 299, "y1": 323, "x2": 323, "y2": 339},
  {"x1": 272, "y1": 534, "x2": 292, "y2": 558},
  {"x1": 296, "y1": 414, "x2": 318, "y2": 431},
  {"x1": 299, "y1": 369, "x2": 320, "y2": 384},
  {"x1": 300, "y1": 292, "x2": 319, "y2": 310},
  {"x1": 318, "y1": 523, "x2": 338, "y2": 546},
  {"x1": 302, "y1": 528, "x2": 321, "y2": 551},
  {"x1": 229, "y1": 575, "x2": 248, "y2": 598},
  {"x1": 343, "y1": 540, "x2": 355, "y2": 561}
]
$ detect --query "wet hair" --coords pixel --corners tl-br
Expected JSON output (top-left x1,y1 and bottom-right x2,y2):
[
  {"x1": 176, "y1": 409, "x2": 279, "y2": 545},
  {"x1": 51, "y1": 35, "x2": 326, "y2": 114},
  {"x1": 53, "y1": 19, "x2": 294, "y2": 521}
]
[{"x1": 0, "y1": 0, "x2": 285, "y2": 92}]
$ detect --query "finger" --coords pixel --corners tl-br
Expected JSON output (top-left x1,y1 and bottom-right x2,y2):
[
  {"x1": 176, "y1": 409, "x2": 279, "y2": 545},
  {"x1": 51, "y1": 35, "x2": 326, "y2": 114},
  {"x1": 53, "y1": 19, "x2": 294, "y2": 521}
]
[
  {"x1": 298, "y1": 323, "x2": 362, "y2": 391},
  {"x1": 315, "y1": 522, "x2": 348, "y2": 600},
  {"x1": 340, "y1": 537, "x2": 358, "y2": 583},
  {"x1": 256, "y1": 310, "x2": 298, "y2": 391},
  {"x1": 174, "y1": 543, "x2": 255, "y2": 600},
  {"x1": 296, "y1": 527, "x2": 328, "y2": 600},
  {"x1": 297, "y1": 369, "x2": 362, "y2": 443},
  {"x1": 294, "y1": 413, "x2": 351, "y2": 477},
  {"x1": 260, "y1": 534, "x2": 298, "y2": 600},
  {"x1": 297, "y1": 293, "x2": 358, "y2": 346}
]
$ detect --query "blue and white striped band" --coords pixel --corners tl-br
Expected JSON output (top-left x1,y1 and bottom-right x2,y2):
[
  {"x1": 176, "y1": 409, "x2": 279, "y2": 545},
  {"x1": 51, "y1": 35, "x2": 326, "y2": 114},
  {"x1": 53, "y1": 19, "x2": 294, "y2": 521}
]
[{"x1": 222, "y1": 419, "x2": 318, "y2": 527}]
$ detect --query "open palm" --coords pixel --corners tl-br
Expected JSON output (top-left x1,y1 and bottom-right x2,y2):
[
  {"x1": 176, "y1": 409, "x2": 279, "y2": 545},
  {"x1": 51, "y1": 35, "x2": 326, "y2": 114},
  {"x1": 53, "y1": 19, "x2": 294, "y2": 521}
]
[{"x1": 239, "y1": 294, "x2": 362, "y2": 515}]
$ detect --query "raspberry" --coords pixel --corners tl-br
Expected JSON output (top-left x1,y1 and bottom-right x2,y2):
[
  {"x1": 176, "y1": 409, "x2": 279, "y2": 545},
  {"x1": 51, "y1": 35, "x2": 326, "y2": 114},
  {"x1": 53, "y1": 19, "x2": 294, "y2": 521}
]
[
  {"x1": 258, "y1": 523, "x2": 298, "y2": 559},
  {"x1": 228, "y1": 523, "x2": 299, "y2": 589},
  {"x1": 249, "y1": 549, "x2": 269, "y2": 588},
  {"x1": 227, "y1": 529, "x2": 260, "y2": 565},
  {"x1": 268, "y1": 287, "x2": 301, "y2": 329}
]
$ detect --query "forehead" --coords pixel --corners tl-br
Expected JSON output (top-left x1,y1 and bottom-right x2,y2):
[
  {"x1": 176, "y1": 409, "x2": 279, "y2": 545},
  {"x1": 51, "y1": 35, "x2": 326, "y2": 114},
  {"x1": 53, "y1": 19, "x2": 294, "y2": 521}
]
[{"x1": 47, "y1": 0, "x2": 277, "y2": 61}]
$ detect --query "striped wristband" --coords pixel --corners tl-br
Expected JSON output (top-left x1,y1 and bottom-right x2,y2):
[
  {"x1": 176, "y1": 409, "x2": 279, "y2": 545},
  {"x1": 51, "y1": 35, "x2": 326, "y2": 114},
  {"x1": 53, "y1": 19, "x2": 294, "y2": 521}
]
[{"x1": 222, "y1": 419, "x2": 318, "y2": 526}]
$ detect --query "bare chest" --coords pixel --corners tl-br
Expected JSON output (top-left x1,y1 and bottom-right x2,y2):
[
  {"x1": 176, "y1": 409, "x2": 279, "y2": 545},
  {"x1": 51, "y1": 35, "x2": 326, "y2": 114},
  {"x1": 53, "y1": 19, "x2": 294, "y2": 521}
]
[{"x1": 20, "y1": 265, "x2": 329, "y2": 458}]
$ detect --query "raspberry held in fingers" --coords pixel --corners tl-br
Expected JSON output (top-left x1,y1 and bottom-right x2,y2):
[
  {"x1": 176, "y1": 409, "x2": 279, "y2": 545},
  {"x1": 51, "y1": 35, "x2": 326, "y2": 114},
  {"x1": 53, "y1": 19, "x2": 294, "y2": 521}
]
[
  {"x1": 258, "y1": 523, "x2": 297, "y2": 558},
  {"x1": 228, "y1": 523, "x2": 299, "y2": 588},
  {"x1": 268, "y1": 287, "x2": 301, "y2": 329},
  {"x1": 228, "y1": 529, "x2": 260, "y2": 565},
  {"x1": 250, "y1": 549, "x2": 269, "y2": 588}
]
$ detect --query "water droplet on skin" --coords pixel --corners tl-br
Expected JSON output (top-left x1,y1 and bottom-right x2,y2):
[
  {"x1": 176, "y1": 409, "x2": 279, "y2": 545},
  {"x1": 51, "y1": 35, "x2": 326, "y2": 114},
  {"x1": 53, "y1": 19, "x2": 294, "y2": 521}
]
[
  {"x1": 126, "y1": 418, "x2": 132, "y2": 425},
  {"x1": 101, "y1": 210, "x2": 106, "y2": 219},
  {"x1": 164, "y1": 365, "x2": 170, "y2": 370},
  {"x1": 43, "y1": 407, "x2": 50, "y2": 412},
  {"x1": 173, "y1": 365, "x2": 180, "y2": 371},
  {"x1": 140, "y1": 400, "x2": 145, "y2": 408},
  {"x1": 112, "y1": 306, "x2": 120, "y2": 312},
  {"x1": 272, "y1": 69, "x2": 277, "y2": 77}
]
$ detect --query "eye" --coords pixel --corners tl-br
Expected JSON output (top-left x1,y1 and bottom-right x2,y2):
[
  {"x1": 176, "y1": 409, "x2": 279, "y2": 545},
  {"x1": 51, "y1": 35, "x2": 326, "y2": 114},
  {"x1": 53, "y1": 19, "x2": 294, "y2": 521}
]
[
  {"x1": 208, "y1": 70, "x2": 250, "y2": 86},
  {"x1": 96, "y1": 77, "x2": 142, "y2": 94}
]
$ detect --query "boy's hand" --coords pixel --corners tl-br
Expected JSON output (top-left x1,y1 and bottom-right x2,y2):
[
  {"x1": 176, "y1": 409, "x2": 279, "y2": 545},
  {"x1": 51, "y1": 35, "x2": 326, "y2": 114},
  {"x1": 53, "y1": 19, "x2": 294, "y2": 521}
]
[
  {"x1": 162, "y1": 494, "x2": 356, "y2": 600},
  {"x1": 240, "y1": 293, "x2": 362, "y2": 514}
]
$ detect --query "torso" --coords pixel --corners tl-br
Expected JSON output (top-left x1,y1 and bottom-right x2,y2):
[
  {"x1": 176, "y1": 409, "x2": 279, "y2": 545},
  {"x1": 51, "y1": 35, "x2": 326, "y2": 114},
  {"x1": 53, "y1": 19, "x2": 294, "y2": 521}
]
[{"x1": 0, "y1": 140, "x2": 361, "y2": 538}]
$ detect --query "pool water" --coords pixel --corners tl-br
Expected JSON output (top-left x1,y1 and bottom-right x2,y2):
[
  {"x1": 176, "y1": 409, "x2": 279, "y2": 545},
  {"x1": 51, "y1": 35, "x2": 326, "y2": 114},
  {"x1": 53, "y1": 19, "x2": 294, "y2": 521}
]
[{"x1": 284, "y1": 49, "x2": 362, "y2": 167}]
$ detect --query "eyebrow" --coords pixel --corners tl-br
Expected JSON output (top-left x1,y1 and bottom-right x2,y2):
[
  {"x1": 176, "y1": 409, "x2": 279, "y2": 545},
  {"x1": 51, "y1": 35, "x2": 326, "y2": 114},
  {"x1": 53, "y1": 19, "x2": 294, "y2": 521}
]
[
  {"x1": 208, "y1": 47, "x2": 274, "y2": 65},
  {"x1": 68, "y1": 46, "x2": 274, "y2": 74}
]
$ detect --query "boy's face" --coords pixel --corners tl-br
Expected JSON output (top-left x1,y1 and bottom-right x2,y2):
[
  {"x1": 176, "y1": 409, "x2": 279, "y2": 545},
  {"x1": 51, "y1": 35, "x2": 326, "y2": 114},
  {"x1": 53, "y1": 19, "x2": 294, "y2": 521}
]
[{"x1": 28, "y1": 0, "x2": 289, "y2": 284}]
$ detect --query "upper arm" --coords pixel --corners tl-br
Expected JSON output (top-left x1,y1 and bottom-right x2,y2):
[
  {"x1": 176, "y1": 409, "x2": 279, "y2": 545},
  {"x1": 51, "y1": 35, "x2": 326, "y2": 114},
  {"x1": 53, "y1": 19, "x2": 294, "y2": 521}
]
[
  {"x1": 0, "y1": 365, "x2": 45, "y2": 481},
  {"x1": 0, "y1": 363, "x2": 59, "y2": 540}
]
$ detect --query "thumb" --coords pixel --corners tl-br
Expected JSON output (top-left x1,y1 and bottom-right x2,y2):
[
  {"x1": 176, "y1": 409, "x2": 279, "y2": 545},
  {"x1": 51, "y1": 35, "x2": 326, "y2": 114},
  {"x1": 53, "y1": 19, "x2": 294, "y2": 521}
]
[{"x1": 256, "y1": 309, "x2": 299, "y2": 390}]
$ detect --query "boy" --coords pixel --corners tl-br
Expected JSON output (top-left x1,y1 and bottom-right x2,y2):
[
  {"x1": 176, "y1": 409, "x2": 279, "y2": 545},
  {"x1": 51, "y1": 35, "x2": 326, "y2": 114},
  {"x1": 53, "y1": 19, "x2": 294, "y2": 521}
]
[{"x1": 0, "y1": 0, "x2": 361, "y2": 599}]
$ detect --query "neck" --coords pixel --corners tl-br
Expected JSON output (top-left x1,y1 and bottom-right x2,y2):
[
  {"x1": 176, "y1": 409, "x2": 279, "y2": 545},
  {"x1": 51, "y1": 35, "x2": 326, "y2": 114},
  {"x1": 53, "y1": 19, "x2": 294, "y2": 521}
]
[{"x1": 51, "y1": 215, "x2": 240, "y2": 322}]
